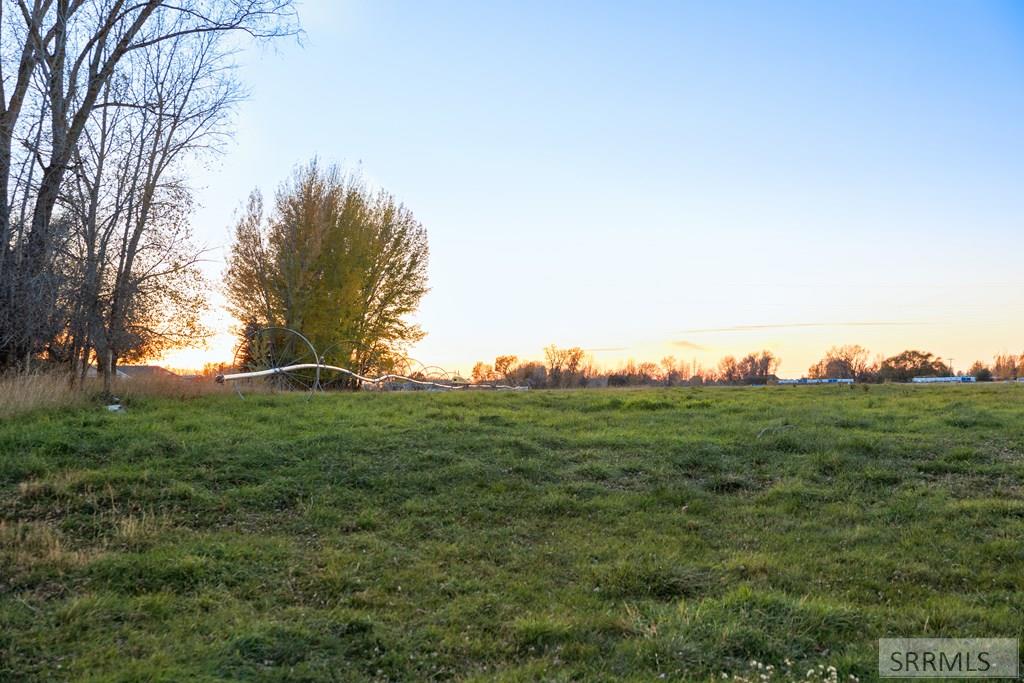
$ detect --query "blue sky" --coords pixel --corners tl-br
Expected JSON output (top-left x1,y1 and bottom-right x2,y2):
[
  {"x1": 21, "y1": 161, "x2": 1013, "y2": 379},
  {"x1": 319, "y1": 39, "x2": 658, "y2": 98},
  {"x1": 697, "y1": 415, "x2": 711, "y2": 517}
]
[{"x1": 171, "y1": 0, "x2": 1024, "y2": 376}]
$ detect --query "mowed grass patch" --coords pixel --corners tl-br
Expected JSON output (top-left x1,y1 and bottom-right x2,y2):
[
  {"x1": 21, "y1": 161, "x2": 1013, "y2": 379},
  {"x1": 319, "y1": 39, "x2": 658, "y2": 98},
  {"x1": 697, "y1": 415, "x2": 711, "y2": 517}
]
[{"x1": 1, "y1": 384, "x2": 1023, "y2": 681}]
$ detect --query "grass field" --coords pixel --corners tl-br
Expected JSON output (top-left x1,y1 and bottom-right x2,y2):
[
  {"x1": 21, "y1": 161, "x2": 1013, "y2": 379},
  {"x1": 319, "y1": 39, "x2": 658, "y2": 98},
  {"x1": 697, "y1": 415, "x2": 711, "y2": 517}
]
[{"x1": 1, "y1": 385, "x2": 1022, "y2": 681}]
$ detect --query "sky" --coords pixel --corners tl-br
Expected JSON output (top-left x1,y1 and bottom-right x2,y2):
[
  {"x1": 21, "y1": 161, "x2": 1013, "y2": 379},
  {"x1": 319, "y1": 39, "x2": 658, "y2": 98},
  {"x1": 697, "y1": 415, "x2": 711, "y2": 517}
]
[{"x1": 162, "y1": 0, "x2": 1024, "y2": 378}]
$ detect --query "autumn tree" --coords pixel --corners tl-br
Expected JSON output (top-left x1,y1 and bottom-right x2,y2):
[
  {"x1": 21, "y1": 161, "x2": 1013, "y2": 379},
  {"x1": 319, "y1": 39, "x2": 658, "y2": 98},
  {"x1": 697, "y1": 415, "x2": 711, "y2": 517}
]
[
  {"x1": 494, "y1": 354, "x2": 518, "y2": 382},
  {"x1": 471, "y1": 362, "x2": 496, "y2": 383},
  {"x1": 224, "y1": 162, "x2": 430, "y2": 381}
]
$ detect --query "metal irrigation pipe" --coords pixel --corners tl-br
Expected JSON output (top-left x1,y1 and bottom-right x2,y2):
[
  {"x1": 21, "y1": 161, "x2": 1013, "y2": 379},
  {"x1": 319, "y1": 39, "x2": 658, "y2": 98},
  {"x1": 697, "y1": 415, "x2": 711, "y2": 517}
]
[
  {"x1": 215, "y1": 363, "x2": 526, "y2": 392},
  {"x1": 218, "y1": 326, "x2": 527, "y2": 393},
  {"x1": 233, "y1": 326, "x2": 322, "y2": 391},
  {"x1": 219, "y1": 363, "x2": 457, "y2": 390}
]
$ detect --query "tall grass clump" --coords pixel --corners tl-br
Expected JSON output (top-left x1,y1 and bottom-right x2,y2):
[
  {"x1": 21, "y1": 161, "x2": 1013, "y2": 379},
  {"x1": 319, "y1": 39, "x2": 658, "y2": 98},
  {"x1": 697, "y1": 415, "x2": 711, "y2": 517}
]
[
  {"x1": 0, "y1": 372, "x2": 238, "y2": 419},
  {"x1": 116, "y1": 375, "x2": 233, "y2": 402},
  {"x1": 0, "y1": 373, "x2": 86, "y2": 419}
]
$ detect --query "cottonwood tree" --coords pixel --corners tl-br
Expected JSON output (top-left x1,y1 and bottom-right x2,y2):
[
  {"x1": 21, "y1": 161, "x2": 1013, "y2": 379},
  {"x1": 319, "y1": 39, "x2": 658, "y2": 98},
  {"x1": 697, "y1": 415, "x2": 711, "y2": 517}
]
[
  {"x1": 224, "y1": 162, "x2": 430, "y2": 383},
  {"x1": 0, "y1": 0, "x2": 299, "y2": 369}
]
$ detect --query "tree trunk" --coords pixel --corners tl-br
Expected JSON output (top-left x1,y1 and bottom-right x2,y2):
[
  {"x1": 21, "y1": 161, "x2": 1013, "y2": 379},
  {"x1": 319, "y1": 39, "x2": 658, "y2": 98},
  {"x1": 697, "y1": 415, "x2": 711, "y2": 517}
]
[{"x1": 102, "y1": 347, "x2": 114, "y2": 398}]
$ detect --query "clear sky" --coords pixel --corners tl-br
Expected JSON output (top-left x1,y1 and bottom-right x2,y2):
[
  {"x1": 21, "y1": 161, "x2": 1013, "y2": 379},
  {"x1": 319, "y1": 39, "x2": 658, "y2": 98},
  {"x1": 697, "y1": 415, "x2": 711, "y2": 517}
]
[{"x1": 163, "y1": 0, "x2": 1024, "y2": 378}]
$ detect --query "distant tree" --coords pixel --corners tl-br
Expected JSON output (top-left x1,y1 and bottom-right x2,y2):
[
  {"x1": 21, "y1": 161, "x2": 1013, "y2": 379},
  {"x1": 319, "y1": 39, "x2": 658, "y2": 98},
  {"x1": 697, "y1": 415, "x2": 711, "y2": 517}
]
[
  {"x1": 808, "y1": 345, "x2": 877, "y2": 382},
  {"x1": 992, "y1": 354, "x2": 1020, "y2": 381},
  {"x1": 968, "y1": 361, "x2": 993, "y2": 382},
  {"x1": 543, "y1": 345, "x2": 565, "y2": 385},
  {"x1": 471, "y1": 362, "x2": 496, "y2": 383},
  {"x1": 878, "y1": 350, "x2": 950, "y2": 382},
  {"x1": 606, "y1": 359, "x2": 631, "y2": 387},
  {"x1": 737, "y1": 350, "x2": 779, "y2": 385},
  {"x1": 544, "y1": 345, "x2": 587, "y2": 388},
  {"x1": 609, "y1": 359, "x2": 653, "y2": 387},
  {"x1": 578, "y1": 356, "x2": 600, "y2": 386},
  {"x1": 200, "y1": 362, "x2": 232, "y2": 379},
  {"x1": 510, "y1": 361, "x2": 547, "y2": 388},
  {"x1": 717, "y1": 356, "x2": 740, "y2": 384},
  {"x1": 494, "y1": 355, "x2": 518, "y2": 382},
  {"x1": 565, "y1": 348, "x2": 586, "y2": 378},
  {"x1": 636, "y1": 361, "x2": 662, "y2": 384},
  {"x1": 660, "y1": 355, "x2": 681, "y2": 386}
]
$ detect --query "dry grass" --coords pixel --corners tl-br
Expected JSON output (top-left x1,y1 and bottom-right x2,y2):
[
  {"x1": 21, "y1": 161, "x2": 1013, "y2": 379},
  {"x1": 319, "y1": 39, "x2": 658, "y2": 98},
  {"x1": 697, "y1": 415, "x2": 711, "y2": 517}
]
[
  {"x1": 0, "y1": 520, "x2": 95, "y2": 572},
  {"x1": 0, "y1": 371, "x2": 236, "y2": 419},
  {"x1": 115, "y1": 373, "x2": 233, "y2": 401},
  {"x1": 0, "y1": 373, "x2": 87, "y2": 419}
]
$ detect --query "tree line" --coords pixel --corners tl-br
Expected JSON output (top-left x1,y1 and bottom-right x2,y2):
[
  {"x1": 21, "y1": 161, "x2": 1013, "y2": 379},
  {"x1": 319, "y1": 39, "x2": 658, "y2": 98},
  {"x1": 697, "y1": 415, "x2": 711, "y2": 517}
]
[
  {"x1": 470, "y1": 346, "x2": 782, "y2": 388},
  {"x1": 807, "y1": 346, "x2": 1024, "y2": 383},
  {"x1": 0, "y1": 0, "x2": 298, "y2": 393},
  {"x1": 469, "y1": 345, "x2": 1024, "y2": 388}
]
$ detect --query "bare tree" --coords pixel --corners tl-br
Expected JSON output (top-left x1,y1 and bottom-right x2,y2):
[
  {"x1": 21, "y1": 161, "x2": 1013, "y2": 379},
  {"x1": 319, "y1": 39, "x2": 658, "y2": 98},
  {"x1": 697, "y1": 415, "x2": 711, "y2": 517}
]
[
  {"x1": 808, "y1": 345, "x2": 876, "y2": 382},
  {"x1": 0, "y1": 0, "x2": 299, "y2": 369},
  {"x1": 737, "y1": 350, "x2": 779, "y2": 384},
  {"x1": 544, "y1": 345, "x2": 587, "y2": 388},
  {"x1": 717, "y1": 355, "x2": 740, "y2": 384}
]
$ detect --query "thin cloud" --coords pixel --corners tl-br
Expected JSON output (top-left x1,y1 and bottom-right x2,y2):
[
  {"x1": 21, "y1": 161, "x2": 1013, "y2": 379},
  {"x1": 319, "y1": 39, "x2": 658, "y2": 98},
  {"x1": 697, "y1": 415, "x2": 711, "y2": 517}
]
[
  {"x1": 681, "y1": 321, "x2": 930, "y2": 334},
  {"x1": 585, "y1": 346, "x2": 629, "y2": 353},
  {"x1": 672, "y1": 340, "x2": 708, "y2": 351}
]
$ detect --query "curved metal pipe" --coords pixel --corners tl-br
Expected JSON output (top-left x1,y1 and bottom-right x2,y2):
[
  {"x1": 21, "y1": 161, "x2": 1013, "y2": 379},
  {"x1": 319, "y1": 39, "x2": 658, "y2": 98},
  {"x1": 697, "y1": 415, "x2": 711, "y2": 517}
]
[{"x1": 215, "y1": 363, "x2": 525, "y2": 391}]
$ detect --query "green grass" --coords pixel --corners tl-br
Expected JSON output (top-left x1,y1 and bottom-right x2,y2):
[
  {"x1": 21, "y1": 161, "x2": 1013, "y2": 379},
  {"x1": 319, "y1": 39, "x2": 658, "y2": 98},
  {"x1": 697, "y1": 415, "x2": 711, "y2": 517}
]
[{"x1": 1, "y1": 384, "x2": 1023, "y2": 681}]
